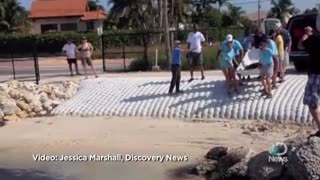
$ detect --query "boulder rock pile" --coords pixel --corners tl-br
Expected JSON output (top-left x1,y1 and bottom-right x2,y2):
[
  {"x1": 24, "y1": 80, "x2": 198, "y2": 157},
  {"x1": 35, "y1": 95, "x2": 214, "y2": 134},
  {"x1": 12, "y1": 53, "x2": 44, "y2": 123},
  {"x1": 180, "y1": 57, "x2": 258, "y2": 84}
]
[
  {"x1": 192, "y1": 136, "x2": 320, "y2": 180},
  {"x1": 0, "y1": 80, "x2": 79, "y2": 126}
]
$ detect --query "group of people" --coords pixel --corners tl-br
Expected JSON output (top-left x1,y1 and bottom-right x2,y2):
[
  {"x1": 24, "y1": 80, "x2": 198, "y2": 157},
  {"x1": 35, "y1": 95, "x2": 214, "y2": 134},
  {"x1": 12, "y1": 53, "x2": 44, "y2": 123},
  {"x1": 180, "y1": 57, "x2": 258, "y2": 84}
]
[
  {"x1": 168, "y1": 23, "x2": 320, "y2": 138},
  {"x1": 62, "y1": 37, "x2": 98, "y2": 79},
  {"x1": 169, "y1": 23, "x2": 292, "y2": 98}
]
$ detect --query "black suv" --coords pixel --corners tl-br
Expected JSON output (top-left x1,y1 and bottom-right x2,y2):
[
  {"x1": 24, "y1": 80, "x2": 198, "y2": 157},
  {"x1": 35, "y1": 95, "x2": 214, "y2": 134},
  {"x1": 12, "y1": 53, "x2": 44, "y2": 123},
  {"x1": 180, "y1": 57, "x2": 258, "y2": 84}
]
[{"x1": 287, "y1": 14, "x2": 319, "y2": 72}]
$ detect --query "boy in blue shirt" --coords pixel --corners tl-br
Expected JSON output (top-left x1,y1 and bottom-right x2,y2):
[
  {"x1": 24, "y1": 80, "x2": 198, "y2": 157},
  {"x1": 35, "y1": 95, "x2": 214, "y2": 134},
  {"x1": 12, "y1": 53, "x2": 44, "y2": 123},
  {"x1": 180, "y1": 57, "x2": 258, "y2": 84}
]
[
  {"x1": 169, "y1": 40, "x2": 184, "y2": 94},
  {"x1": 259, "y1": 39, "x2": 274, "y2": 98}
]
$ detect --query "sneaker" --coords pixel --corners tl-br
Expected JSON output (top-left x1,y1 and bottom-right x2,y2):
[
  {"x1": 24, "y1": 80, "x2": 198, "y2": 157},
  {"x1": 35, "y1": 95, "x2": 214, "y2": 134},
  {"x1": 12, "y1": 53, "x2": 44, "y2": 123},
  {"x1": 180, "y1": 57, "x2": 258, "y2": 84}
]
[
  {"x1": 247, "y1": 76, "x2": 251, "y2": 81},
  {"x1": 266, "y1": 93, "x2": 273, "y2": 99},
  {"x1": 272, "y1": 85, "x2": 278, "y2": 90},
  {"x1": 95, "y1": 75, "x2": 99, "y2": 78},
  {"x1": 188, "y1": 78, "x2": 194, "y2": 83},
  {"x1": 201, "y1": 76, "x2": 205, "y2": 80},
  {"x1": 176, "y1": 90, "x2": 184, "y2": 94},
  {"x1": 70, "y1": 73, "x2": 74, "y2": 77},
  {"x1": 259, "y1": 89, "x2": 266, "y2": 93}
]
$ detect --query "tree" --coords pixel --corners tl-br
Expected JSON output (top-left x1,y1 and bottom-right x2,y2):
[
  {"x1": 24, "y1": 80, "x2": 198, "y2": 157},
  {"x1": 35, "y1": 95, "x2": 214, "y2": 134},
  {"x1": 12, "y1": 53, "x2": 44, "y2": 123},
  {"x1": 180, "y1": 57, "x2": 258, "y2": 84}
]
[
  {"x1": 223, "y1": 4, "x2": 245, "y2": 26},
  {"x1": 88, "y1": 0, "x2": 105, "y2": 11},
  {"x1": 108, "y1": 0, "x2": 156, "y2": 30},
  {"x1": 269, "y1": 0, "x2": 300, "y2": 23},
  {"x1": 0, "y1": 0, "x2": 31, "y2": 32},
  {"x1": 163, "y1": 0, "x2": 171, "y2": 63}
]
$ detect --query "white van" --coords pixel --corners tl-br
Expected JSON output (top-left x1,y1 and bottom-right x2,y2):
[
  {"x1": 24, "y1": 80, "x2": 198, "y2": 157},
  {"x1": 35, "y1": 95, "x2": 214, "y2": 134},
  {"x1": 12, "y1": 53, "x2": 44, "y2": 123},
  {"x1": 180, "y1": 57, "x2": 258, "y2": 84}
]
[{"x1": 262, "y1": 18, "x2": 282, "y2": 35}]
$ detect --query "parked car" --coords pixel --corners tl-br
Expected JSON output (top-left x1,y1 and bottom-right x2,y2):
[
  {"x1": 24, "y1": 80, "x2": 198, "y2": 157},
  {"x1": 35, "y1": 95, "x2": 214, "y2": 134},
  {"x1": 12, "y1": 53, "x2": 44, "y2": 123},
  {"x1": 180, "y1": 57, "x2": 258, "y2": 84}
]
[{"x1": 287, "y1": 14, "x2": 320, "y2": 72}]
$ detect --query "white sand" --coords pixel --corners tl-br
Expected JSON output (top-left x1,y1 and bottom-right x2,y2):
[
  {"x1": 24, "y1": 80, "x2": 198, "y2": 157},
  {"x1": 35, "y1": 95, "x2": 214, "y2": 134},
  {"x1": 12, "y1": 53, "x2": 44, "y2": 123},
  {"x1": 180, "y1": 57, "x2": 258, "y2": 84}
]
[{"x1": 0, "y1": 117, "x2": 315, "y2": 180}]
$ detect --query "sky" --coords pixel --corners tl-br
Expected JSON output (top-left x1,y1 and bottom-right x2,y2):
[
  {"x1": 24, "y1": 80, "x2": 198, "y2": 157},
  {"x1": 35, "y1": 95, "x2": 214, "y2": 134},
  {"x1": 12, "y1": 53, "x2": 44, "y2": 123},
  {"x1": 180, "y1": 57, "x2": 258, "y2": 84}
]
[{"x1": 18, "y1": 0, "x2": 319, "y2": 13}]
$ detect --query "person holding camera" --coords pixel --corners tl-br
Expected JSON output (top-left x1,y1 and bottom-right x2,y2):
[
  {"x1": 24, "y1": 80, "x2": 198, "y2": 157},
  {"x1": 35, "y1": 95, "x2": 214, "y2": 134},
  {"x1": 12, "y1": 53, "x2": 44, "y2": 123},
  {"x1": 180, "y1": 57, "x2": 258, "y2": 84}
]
[{"x1": 298, "y1": 26, "x2": 320, "y2": 138}]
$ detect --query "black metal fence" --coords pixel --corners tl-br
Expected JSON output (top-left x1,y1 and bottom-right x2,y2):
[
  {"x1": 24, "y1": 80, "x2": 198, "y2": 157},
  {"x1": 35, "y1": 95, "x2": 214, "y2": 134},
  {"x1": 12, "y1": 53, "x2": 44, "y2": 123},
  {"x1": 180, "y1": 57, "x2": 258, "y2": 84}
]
[
  {"x1": 101, "y1": 27, "x2": 244, "y2": 71},
  {"x1": 0, "y1": 40, "x2": 40, "y2": 84}
]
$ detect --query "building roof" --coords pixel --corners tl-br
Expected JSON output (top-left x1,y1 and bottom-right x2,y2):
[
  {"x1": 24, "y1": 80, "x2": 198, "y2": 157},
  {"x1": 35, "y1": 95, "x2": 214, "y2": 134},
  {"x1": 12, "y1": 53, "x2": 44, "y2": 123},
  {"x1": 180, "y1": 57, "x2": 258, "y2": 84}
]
[
  {"x1": 246, "y1": 11, "x2": 269, "y2": 21},
  {"x1": 81, "y1": 10, "x2": 107, "y2": 21},
  {"x1": 29, "y1": 0, "x2": 106, "y2": 20}
]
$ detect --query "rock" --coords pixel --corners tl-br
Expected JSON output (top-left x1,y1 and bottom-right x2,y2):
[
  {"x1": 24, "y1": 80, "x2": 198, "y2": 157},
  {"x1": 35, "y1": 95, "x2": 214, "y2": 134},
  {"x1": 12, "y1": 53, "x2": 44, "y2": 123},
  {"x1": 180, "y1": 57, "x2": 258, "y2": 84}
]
[
  {"x1": 206, "y1": 146, "x2": 229, "y2": 160},
  {"x1": 0, "y1": 109, "x2": 4, "y2": 119},
  {"x1": 51, "y1": 100, "x2": 61, "y2": 107},
  {"x1": 42, "y1": 102, "x2": 53, "y2": 111},
  {"x1": 0, "y1": 83, "x2": 8, "y2": 91},
  {"x1": 53, "y1": 89, "x2": 67, "y2": 99},
  {"x1": 8, "y1": 89, "x2": 21, "y2": 99},
  {"x1": 29, "y1": 112, "x2": 36, "y2": 117},
  {"x1": 225, "y1": 161, "x2": 250, "y2": 180},
  {"x1": 0, "y1": 120, "x2": 5, "y2": 127},
  {"x1": 16, "y1": 100, "x2": 31, "y2": 112},
  {"x1": 3, "y1": 114, "x2": 20, "y2": 121},
  {"x1": 22, "y1": 93, "x2": 34, "y2": 104},
  {"x1": 19, "y1": 82, "x2": 36, "y2": 91},
  {"x1": 0, "y1": 99, "x2": 20, "y2": 115},
  {"x1": 39, "y1": 92, "x2": 49, "y2": 103},
  {"x1": 40, "y1": 110, "x2": 47, "y2": 116},
  {"x1": 16, "y1": 111, "x2": 28, "y2": 118},
  {"x1": 218, "y1": 147, "x2": 254, "y2": 172},
  {"x1": 194, "y1": 159, "x2": 218, "y2": 176},
  {"x1": 247, "y1": 151, "x2": 284, "y2": 180},
  {"x1": 286, "y1": 137, "x2": 320, "y2": 180},
  {"x1": 257, "y1": 124, "x2": 270, "y2": 132},
  {"x1": 248, "y1": 125, "x2": 258, "y2": 132}
]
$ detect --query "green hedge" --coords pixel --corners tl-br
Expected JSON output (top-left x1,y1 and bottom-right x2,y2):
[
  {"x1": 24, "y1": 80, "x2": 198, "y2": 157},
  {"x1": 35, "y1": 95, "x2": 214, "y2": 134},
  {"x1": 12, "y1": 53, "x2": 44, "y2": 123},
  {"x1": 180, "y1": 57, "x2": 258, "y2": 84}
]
[
  {"x1": 0, "y1": 32, "x2": 99, "y2": 54},
  {"x1": 130, "y1": 45, "x2": 220, "y2": 71},
  {"x1": 0, "y1": 28, "x2": 243, "y2": 56}
]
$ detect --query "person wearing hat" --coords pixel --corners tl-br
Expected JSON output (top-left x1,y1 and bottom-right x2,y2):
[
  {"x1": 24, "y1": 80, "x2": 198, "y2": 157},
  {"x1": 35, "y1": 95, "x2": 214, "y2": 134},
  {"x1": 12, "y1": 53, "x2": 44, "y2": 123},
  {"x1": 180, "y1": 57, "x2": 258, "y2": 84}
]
[
  {"x1": 258, "y1": 38, "x2": 274, "y2": 98},
  {"x1": 277, "y1": 23, "x2": 292, "y2": 81},
  {"x1": 298, "y1": 26, "x2": 320, "y2": 138},
  {"x1": 216, "y1": 34, "x2": 243, "y2": 95},
  {"x1": 77, "y1": 37, "x2": 98, "y2": 79},
  {"x1": 168, "y1": 40, "x2": 185, "y2": 95}
]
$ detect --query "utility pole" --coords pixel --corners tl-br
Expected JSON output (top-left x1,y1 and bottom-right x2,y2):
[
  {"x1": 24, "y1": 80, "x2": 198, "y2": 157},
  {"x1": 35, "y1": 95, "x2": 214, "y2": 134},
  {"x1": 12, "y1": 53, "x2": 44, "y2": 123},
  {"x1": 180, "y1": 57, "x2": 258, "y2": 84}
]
[{"x1": 258, "y1": 0, "x2": 261, "y2": 27}]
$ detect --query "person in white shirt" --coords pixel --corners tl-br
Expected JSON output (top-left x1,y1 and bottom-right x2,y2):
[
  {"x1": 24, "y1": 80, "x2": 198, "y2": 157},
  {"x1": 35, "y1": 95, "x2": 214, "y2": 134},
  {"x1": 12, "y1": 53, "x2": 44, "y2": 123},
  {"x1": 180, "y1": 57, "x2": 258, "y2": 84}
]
[
  {"x1": 187, "y1": 24, "x2": 206, "y2": 82},
  {"x1": 62, "y1": 38, "x2": 80, "y2": 76}
]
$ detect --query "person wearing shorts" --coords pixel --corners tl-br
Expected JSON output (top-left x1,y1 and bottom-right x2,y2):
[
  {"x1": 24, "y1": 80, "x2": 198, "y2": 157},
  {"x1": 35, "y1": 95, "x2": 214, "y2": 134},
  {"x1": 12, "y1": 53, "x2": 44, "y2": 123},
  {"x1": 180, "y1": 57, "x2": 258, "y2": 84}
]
[
  {"x1": 299, "y1": 27, "x2": 320, "y2": 138},
  {"x1": 62, "y1": 38, "x2": 80, "y2": 76},
  {"x1": 217, "y1": 34, "x2": 240, "y2": 95},
  {"x1": 187, "y1": 24, "x2": 205, "y2": 82},
  {"x1": 77, "y1": 37, "x2": 98, "y2": 79},
  {"x1": 278, "y1": 24, "x2": 292, "y2": 80},
  {"x1": 258, "y1": 39, "x2": 274, "y2": 98},
  {"x1": 169, "y1": 40, "x2": 184, "y2": 95},
  {"x1": 268, "y1": 30, "x2": 280, "y2": 89}
]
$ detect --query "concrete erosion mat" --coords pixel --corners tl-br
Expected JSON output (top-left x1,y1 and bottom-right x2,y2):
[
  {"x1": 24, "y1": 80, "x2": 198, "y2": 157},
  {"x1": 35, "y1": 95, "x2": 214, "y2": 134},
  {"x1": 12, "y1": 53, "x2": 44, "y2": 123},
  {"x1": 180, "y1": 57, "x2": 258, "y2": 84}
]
[{"x1": 52, "y1": 75, "x2": 312, "y2": 123}]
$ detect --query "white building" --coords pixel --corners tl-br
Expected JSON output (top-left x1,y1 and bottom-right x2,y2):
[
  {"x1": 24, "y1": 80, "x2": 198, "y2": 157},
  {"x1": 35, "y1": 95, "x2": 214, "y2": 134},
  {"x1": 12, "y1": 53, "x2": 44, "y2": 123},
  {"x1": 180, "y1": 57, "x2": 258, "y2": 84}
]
[{"x1": 29, "y1": 0, "x2": 107, "y2": 34}]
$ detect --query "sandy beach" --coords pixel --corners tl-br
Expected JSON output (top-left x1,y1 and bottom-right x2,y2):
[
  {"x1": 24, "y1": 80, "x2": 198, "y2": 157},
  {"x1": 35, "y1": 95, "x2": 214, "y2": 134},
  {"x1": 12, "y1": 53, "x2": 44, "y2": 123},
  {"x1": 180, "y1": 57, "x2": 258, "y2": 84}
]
[{"x1": 0, "y1": 116, "x2": 315, "y2": 180}]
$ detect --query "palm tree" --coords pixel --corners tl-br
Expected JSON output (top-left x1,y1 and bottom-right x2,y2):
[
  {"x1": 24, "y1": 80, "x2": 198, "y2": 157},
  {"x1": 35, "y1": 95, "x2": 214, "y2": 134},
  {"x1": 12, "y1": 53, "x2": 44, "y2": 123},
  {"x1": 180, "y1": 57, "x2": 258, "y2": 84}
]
[
  {"x1": 213, "y1": 0, "x2": 229, "y2": 11},
  {"x1": 0, "y1": 0, "x2": 30, "y2": 32},
  {"x1": 163, "y1": 0, "x2": 171, "y2": 63},
  {"x1": 88, "y1": 0, "x2": 105, "y2": 11},
  {"x1": 269, "y1": 0, "x2": 299, "y2": 23},
  {"x1": 225, "y1": 4, "x2": 245, "y2": 26},
  {"x1": 108, "y1": 0, "x2": 156, "y2": 30}
]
